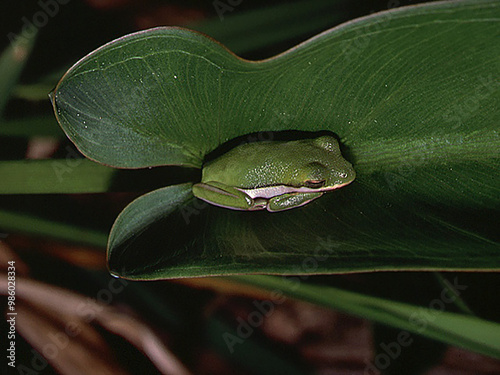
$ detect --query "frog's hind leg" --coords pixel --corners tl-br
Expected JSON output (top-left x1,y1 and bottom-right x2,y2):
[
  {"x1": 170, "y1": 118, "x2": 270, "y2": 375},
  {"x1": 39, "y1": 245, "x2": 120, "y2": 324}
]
[
  {"x1": 193, "y1": 182, "x2": 266, "y2": 211},
  {"x1": 267, "y1": 192, "x2": 323, "y2": 212}
]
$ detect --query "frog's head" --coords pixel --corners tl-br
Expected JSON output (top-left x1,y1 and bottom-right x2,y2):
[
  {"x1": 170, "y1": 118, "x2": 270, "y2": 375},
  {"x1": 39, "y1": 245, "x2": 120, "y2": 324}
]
[{"x1": 300, "y1": 136, "x2": 356, "y2": 191}]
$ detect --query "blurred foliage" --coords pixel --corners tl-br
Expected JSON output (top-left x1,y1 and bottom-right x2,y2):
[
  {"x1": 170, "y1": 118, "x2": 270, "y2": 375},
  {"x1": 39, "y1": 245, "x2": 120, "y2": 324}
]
[{"x1": 0, "y1": 0, "x2": 499, "y2": 374}]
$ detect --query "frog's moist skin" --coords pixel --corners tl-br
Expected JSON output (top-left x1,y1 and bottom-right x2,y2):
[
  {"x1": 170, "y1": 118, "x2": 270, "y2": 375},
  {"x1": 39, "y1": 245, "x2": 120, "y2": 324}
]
[{"x1": 192, "y1": 135, "x2": 355, "y2": 212}]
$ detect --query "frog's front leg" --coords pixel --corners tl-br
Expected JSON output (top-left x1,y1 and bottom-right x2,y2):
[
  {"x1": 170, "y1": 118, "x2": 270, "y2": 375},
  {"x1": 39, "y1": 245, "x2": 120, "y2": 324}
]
[
  {"x1": 193, "y1": 182, "x2": 267, "y2": 211},
  {"x1": 267, "y1": 192, "x2": 323, "y2": 212}
]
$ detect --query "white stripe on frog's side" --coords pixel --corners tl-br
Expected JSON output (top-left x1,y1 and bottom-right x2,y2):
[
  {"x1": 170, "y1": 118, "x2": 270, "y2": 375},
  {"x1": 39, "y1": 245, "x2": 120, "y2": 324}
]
[{"x1": 237, "y1": 181, "x2": 351, "y2": 199}]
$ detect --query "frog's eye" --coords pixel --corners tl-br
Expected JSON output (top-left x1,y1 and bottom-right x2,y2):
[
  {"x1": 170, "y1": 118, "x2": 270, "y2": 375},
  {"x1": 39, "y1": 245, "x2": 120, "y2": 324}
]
[{"x1": 305, "y1": 180, "x2": 325, "y2": 188}]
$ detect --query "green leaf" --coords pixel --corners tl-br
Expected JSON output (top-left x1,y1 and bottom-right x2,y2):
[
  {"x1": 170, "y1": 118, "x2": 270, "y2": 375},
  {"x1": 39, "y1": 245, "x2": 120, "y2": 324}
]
[
  {"x1": 0, "y1": 160, "x2": 199, "y2": 194},
  {"x1": 100, "y1": 0, "x2": 500, "y2": 278},
  {"x1": 107, "y1": 184, "x2": 195, "y2": 278},
  {"x1": 0, "y1": 208, "x2": 107, "y2": 247},
  {"x1": 433, "y1": 272, "x2": 475, "y2": 316},
  {"x1": 52, "y1": 0, "x2": 500, "y2": 172},
  {"x1": 0, "y1": 27, "x2": 37, "y2": 116},
  {"x1": 230, "y1": 275, "x2": 500, "y2": 360},
  {"x1": 11, "y1": 82, "x2": 57, "y2": 102},
  {"x1": 11, "y1": 69, "x2": 69, "y2": 102},
  {"x1": 0, "y1": 157, "x2": 199, "y2": 194},
  {"x1": 0, "y1": 159, "x2": 115, "y2": 194},
  {"x1": 0, "y1": 116, "x2": 64, "y2": 138}
]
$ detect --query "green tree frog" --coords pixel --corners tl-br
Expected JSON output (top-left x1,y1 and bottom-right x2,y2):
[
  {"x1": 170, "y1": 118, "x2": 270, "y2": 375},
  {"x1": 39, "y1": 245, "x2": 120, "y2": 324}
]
[{"x1": 192, "y1": 135, "x2": 355, "y2": 212}]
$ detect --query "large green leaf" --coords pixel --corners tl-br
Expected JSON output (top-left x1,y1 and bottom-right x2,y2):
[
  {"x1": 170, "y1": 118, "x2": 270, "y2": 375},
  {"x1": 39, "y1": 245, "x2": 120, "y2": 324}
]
[
  {"x1": 52, "y1": 1, "x2": 500, "y2": 170},
  {"x1": 52, "y1": 0, "x2": 500, "y2": 278}
]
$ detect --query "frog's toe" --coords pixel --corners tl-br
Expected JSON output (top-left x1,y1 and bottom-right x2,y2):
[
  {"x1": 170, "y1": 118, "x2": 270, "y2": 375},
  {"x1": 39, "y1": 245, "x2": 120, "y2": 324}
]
[{"x1": 249, "y1": 198, "x2": 268, "y2": 211}]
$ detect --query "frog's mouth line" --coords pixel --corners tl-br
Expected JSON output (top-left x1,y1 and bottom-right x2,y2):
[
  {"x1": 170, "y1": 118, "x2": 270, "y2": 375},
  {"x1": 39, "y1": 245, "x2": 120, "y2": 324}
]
[{"x1": 239, "y1": 181, "x2": 353, "y2": 199}]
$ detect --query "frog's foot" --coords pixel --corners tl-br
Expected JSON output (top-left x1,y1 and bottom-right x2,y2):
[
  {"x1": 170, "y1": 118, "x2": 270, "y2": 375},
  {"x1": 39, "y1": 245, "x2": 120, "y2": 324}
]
[
  {"x1": 267, "y1": 192, "x2": 323, "y2": 212},
  {"x1": 250, "y1": 198, "x2": 268, "y2": 211}
]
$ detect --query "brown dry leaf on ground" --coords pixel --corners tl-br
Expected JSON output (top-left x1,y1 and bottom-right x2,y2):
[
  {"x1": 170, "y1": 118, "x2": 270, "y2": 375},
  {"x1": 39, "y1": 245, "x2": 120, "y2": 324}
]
[
  {"x1": 8, "y1": 234, "x2": 106, "y2": 270},
  {"x1": 0, "y1": 274, "x2": 192, "y2": 375},
  {"x1": 15, "y1": 301, "x2": 127, "y2": 375},
  {"x1": 206, "y1": 295, "x2": 373, "y2": 374},
  {"x1": 25, "y1": 137, "x2": 59, "y2": 159},
  {"x1": 2, "y1": 242, "x2": 500, "y2": 374},
  {"x1": 184, "y1": 277, "x2": 500, "y2": 375},
  {"x1": 0, "y1": 241, "x2": 29, "y2": 275},
  {"x1": 427, "y1": 348, "x2": 500, "y2": 375}
]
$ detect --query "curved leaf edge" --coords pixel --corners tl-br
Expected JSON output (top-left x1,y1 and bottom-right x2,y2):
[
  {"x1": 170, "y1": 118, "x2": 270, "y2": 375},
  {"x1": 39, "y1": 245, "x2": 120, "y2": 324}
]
[{"x1": 51, "y1": 0, "x2": 493, "y2": 169}]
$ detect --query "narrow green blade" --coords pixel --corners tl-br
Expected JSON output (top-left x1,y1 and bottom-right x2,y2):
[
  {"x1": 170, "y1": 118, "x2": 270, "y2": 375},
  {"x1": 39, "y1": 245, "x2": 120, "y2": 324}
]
[
  {"x1": 0, "y1": 27, "x2": 37, "y2": 116},
  {"x1": 231, "y1": 275, "x2": 500, "y2": 360}
]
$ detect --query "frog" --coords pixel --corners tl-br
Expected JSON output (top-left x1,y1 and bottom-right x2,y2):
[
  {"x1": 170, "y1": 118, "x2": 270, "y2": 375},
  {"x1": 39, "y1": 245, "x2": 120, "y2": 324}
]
[{"x1": 192, "y1": 135, "x2": 355, "y2": 212}]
